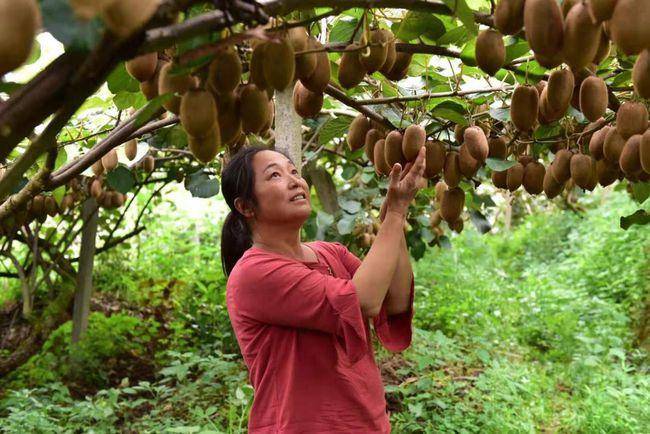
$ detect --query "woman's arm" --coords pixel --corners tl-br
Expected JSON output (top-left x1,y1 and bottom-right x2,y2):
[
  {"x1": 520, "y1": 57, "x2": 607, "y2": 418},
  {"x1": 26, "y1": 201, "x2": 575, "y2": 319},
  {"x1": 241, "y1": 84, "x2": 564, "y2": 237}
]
[{"x1": 383, "y1": 232, "x2": 413, "y2": 316}]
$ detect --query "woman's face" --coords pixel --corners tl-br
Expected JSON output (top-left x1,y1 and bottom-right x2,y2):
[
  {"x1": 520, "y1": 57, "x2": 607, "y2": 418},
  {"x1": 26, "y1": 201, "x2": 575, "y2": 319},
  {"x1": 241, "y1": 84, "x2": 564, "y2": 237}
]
[{"x1": 247, "y1": 150, "x2": 311, "y2": 226}]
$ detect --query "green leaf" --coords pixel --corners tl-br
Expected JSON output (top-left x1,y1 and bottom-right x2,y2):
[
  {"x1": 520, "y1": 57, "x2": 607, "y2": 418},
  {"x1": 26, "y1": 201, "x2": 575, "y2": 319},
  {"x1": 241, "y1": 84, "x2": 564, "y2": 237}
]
[
  {"x1": 504, "y1": 40, "x2": 531, "y2": 63},
  {"x1": 135, "y1": 94, "x2": 174, "y2": 128},
  {"x1": 184, "y1": 169, "x2": 220, "y2": 198},
  {"x1": 54, "y1": 148, "x2": 68, "y2": 171},
  {"x1": 25, "y1": 38, "x2": 42, "y2": 66},
  {"x1": 106, "y1": 166, "x2": 136, "y2": 194},
  {"x1": 113, "y1": 92, "x2": 146, "y2": 111},
  {"x1": 460, "y1": 39, "x2": 477, "y2": 67},
  {"x1": 339, "y1": 199, "x2": 361, "y2": 214},
  {"x1": 11, "y1": 178, "x2": 28, "y2": 195},
  {"x1": 396, "y1": 12, "x2": 445, "y2": 41},
  {"x1": 329, "y1": 19, "x2": 359, "y2": 43},
  {"x1": 620, "y1": 209, "x2": 650, "y2": 230},
  {"x1": 107, "y1": 63, "x2": 140, "y2": 94},
  {"x1": 610, "y1": 70, "x2": 632, "y2": 87},
  {"x1": 431, "y1": 101, "x2": 467, "y2": 125},
  {"x1": 0, "y1": 82, "x2": 23, "y2": 94},
  {"x1": 631, "y1": 182, "x2": 650, "y2": 204},
  {"x1": 318, "y1": 116, "x2": 353, "y2": 145},
  {"x1": 489, "y1": 106, "x2": 510, "y2": 122},
  {"x1": 41, "y1": 0, "x2": 103, "y2": 50},
  {"x1": 337, "y1": 214, "x2": 356, "y2": 235},
  {"x1": 441, "y1": 0, "x2": 478, "y2": 35},
  {"x1": 485, "y1": 158, "x2": 516, "y2": 171},
  {"x1": 52, "y1": 186, "x2": 66, "y2": 206}
]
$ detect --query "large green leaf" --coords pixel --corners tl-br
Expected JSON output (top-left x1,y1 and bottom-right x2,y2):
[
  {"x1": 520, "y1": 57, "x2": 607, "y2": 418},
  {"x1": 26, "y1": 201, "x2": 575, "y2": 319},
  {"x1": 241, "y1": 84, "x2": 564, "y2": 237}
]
[
  {"x1": 632, "y1": 182, "x2": 650, "y2": 204},
  {"x1": 329, "y1": 19, "x2": 359, "y2": 43},
  {"x1": 107, "y1": 63, "x2": 140, "y2": 94},
  {"x1": 184, "y1": 169, "x2": 220, "y2": 198},
  {"x1": 431, "y1": 101, "x2": 467, "y2": 125},
  {"x1": 318, "y1": 116, "x2": 353, "y2": 145},
  {"x1": 106, "y1": 166, "x2": 136, "y2": 194},
  {"x1": 41, "y1": 0, "x2": 103, "y2": 50},
  {"x1": 485, "y1": 158, "x2": 516, "y2": 171},
  {"x1": 620, "y1": 209, "x2": 650, "y2": 230},
  {"x1": 396, "y1": 12, "x2": 445, "y2": 41},
  {"x1": 441, "y1": 0, "x2": 478, "y2": 35}
]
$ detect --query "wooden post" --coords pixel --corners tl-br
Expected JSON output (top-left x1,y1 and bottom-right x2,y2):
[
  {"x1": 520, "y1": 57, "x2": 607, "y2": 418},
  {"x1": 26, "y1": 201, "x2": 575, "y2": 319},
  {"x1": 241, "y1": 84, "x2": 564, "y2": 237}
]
[
  {"x1": 71, "y1": 198, "x2": 98, "y2": 343},
  {"x1": 274, "y1": 86, "x2": 303, "y2": 173}
]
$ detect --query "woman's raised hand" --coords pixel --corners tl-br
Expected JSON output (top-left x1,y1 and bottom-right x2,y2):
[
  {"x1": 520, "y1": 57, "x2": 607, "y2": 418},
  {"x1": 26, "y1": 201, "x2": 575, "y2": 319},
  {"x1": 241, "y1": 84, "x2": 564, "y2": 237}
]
[{"x1": 381, "y1": 146, "x2": 427, "y2": 220}]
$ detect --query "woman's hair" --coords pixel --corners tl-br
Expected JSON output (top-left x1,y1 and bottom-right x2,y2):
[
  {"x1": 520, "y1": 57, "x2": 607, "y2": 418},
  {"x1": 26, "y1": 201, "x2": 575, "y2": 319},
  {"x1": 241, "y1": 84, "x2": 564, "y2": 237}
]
[{"x1": 220, "y1": 146, "x2": 292, "y2": 276}]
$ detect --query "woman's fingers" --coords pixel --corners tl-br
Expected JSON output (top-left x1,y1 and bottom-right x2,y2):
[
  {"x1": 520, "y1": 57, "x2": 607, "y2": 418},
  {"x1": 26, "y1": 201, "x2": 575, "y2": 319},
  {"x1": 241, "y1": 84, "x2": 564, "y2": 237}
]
[{"x1": 388, "y1": 163, "x2": 402, "y2": 189}]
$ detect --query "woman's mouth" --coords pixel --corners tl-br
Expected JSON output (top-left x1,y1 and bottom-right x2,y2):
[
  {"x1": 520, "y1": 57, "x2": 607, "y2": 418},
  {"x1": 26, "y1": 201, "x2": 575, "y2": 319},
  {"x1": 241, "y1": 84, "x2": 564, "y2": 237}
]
[{"x1": 290, "y1": 193, "x2": 307, "y2": 202}]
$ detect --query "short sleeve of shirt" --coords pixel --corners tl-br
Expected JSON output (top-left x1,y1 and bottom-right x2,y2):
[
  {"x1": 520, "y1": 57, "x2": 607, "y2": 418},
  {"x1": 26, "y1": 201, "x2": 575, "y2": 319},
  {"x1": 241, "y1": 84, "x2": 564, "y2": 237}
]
[
  {"x1": 330, "y1": 242, "x2": 415, "y2": 353},
  {"x1": 229, "y1": 251, "x2": 369, "y2": 364}
]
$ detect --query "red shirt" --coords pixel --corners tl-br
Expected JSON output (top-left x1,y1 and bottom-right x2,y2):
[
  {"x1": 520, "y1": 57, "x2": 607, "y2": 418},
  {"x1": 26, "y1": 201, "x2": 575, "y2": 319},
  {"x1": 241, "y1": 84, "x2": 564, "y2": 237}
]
[{"x1": 226, "y1": 240, "x2": 415, "y2": 433}]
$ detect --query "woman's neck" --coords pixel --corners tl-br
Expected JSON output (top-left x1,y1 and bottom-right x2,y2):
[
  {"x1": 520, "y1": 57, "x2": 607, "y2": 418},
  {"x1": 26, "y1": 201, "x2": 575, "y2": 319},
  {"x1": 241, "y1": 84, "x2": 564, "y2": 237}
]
[{"x1": 251, "y1": 223, "x2": 304, "y2": 260}]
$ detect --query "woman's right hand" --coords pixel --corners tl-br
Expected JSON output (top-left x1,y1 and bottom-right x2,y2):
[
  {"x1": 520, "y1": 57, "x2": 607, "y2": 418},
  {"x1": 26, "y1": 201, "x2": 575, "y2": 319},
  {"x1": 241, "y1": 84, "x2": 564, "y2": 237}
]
[{"x1": 381, "y1": 146, "x2": 427, "y2": 220}]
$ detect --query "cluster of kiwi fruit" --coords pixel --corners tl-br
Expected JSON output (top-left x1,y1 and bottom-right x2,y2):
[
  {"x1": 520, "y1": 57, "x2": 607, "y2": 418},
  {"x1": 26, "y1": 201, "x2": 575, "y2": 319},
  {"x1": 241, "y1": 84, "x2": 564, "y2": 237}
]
[
  {"x1": 337, "y1": 28, "x2": 413, "y2": 89},
  {"x1": 70, "y1": 0, "x2": 160, "y2": 38},
  {"x1": 88, "y1": 177, "x2": 127, "y2": 209},
  {"x1": 353, "y1": 219, "x2": 381, "y2": 248},
  {"x1": 430, "y1": 181, "x2": 465, "y2": 234}
]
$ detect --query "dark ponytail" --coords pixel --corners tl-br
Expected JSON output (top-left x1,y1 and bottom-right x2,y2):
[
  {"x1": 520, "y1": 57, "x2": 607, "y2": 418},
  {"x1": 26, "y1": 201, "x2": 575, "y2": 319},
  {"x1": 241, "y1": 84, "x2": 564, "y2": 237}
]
[{"x1": 221, "y1": 146, "x2": 282, "y2": 276}]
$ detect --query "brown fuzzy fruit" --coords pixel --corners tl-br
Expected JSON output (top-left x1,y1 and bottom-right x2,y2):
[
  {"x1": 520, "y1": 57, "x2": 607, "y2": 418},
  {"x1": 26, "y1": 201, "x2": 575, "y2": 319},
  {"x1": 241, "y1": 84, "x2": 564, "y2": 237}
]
[
  {"x1": 373, "y1": 139, "x2": 391, "y2": 176},
  {"x1": 475, "y1": 29, "x2": 506, "y2": 76},
  {"x1": 125, "y1": 139, "x2": 138, "y2": 161},
  {"x1": 0, "y1": 0, "x2": 40, "y2": 75},
  {"x1": 292, "y1": 81, "x2": 323, "y2": 119},
  {"x1": 443, "y1": 151, "x2": 462, "y2": 188},
  {"x1": 385, "y1": 130, "x2": 406, "y2": 167},
  {"x1": 378, "y1": 30, "x2": 397, "y2": 73},
  {"x1": 180, "y1": 89, "x2": 218, "y2": 137},
  {"x1": 570, "y1": 153, "x2": 595, "y2": 189},
  {"x1": 523, "y1": 0, "x2": 564, "y2": 57},
  {"x1": 430, "y1": 209, "x2": 442, "y2": 227},
  {"x1": 494, "y1": 0, "x2": 525, "y2": 35},
  {"x1": 588, "y1": 126, "x2": 610, "y2": 160},
  {"x1": 294, "y1": 36, "x2": 318, "y2": 81},
  {"x1": 523, "y1": 161, "x2": 546, "y2": 194},
  {"x1": 263, "y1": 38, "x2": 295, "y2": 91},
  {"x1": 619, "y1": 134, "x2": 643, "y2": 176},
  {"x1": 464, "y1": 126, "x2": 489, "y2": 161},
  {"x1": 101, "y1": 0, "x2": 158, "y2": 38},
  {"x1": 592, "y1": 30, "x2": 611, "y2": 65},
  {"x1": 126, "y1": 52, "x2": 158, "y2": 82},
  {"x1": 92, "y1": 160, "x2": 104, "y2": 177},
  {"x1": 492, "y1": 170, "x2": 508, "y2": 189},
  {"x1": 208, "y1": 46, "x2": 242, "y2": 95},
  {"x1": 506, "y1": 162, "x2": 524, "y2": 191},
  {"x1": 158, "y1": 62, "x2": 196, "y2": 114},
  {"x1": 249, "y1": 42, "x2": 269, "y2": 91},
  {"x1": 440, "y1": 187, "x2": 465, "y2": 223},
  {"x1": 640, "y1": 130, "x2": 650, "y2": 173},
  {"x1": 216, "y1": 93, "x2": 242, "y2": 146},
  {"x1": 579, "y1": 76, "x2": 608, "y2": 122},
  {"x1": 454, "y1": 124, "x2": 466, "y2": 145},
  {"x1": 546, "y1": 68, "x2": 575, "y2": 113},
  {"x1": 140, "y1": 69, "x2": 160, "y2": 101},
  {"x1": 44, "y1": 196, "x2": 58, "y2": 217},
  {"x1": 562, "y1": 1, "x2": 602, "y2": 71},
  {"x1": 552, "y1": 148, "x2": 573, "y2": 183},
  {"x1": 239, "y1": 84, "x2": 270, "y2": 134},
  {"x1": 596, "y1": 158, "x2": 620, "y2": 186},
  {"x1": 365, "y1": 129, "x2": 383, "y2": 163},
  {"x1": 587, "y1": 0, "x2": 617, "y2": 23},
  {"x1": 348, "y1": 115, "x2": 372, "y2": 151},
  {"x1": 435, "y1": 181, "x2": 448, "y2": 203},
  {"x1": 449, "y1": 218, "x2": 464, "y2": 234},
  {"x1": 459, "y1": 143, "x2": 481, "y2": 178},
  {"x1": 543, "y1": 165, "x2": 564, "y2": 198},
  {"x1": 616, "y1": 102, "x2": 648, "y2": 140},
  {"x1": 339, "y1": 44, "x2": 367, "y2": 89},
  {"x1": 402, "y1": 124, "x2": 426, "y2": 161},
  {"x1": 90, "y1": 179, "x2": 103, "y2": 199},
  {"x1": 609, "y1": 0, "x2": 650, "y2": 55},
  {"x1": 603, "y1": 127, "x2": 626, "y2": 164},
  {"x1": 511, "y1": 85, "x2": 539, "y2": 132},
  {"x1": 383, "y1": 44, "x2": 412, "y2": 80},
  {"x1": 142, "y1": 155, "x2": 155, "y2": 173},
  {"x1": 534, "y1": 50, "x2": 564, "y2": 69},
  {"x1": 424, "y1": 140, "x2": 446, "y2": 178},
  {"x1": 633, "y1": 50, "x2": 650, "y2": 99},
  {"x1": 188, "y1": 124, "x2": 221, "y2": 164},
  {"x1": 518, "y1": 155, "x2": 534, "y2": 167},
  {"x1": 562, "y1": 0, "x2": 580, "y2": 16},
  {"x1": 360, "y1": 30, "x2": 388, "y2": 73},
  {"x1": 102, "y1": 149, "x2": 118, "y2": 172},
  {"x1": 488, "y1": 136, "x2": 508, "y2": 159},
  {"x1": 300, "y1": 38, "x2": 330, "y2": 93}
]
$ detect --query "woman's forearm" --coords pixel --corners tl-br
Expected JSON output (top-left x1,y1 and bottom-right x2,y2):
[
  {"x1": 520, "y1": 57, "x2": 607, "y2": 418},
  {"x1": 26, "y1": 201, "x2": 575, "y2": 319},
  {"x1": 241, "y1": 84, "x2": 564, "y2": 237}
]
[{"x1": 383, "y1": 233, "x2": 413, "y2": 316}]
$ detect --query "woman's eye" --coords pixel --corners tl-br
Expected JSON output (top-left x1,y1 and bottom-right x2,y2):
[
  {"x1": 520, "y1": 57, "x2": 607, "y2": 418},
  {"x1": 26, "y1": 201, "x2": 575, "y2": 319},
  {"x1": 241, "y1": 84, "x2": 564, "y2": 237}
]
[{"x1": 271, "y1": 172, "x2": 280, "y2": 178}]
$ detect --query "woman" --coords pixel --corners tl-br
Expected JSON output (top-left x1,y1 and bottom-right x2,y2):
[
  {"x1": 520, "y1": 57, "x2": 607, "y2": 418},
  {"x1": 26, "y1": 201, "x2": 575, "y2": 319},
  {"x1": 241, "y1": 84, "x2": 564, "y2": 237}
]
[{"x1": 221, "y1": 145, "x2": 427, "y2": 433}]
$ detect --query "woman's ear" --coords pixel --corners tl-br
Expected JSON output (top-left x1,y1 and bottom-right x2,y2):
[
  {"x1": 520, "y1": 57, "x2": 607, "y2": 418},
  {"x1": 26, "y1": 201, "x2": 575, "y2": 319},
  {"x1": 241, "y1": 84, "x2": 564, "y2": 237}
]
[{"x1": 234, "y1": 197, "x2": 254, "y2": 218}]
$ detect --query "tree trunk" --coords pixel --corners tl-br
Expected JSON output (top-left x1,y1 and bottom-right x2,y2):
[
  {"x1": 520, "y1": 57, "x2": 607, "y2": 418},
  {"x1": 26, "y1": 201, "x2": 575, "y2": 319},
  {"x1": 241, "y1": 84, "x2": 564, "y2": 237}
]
[
  {"x1": 274, "y1": 86, "x2": 303, "y2": 173},
  {"x1": 72, "y1": 198, "x2": 98, "y2": 343}
]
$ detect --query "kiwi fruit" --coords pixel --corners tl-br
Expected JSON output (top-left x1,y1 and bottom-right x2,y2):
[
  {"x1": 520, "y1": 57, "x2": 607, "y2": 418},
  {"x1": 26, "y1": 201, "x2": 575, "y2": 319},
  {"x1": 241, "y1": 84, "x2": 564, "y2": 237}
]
[
  {"x1": 216, "y1": 92, "x2": 242, "y2": 146},
  {"x1": 188, "y1": 124, "x2": 221, "y2": 164},
  {"x1": 70, "y1": 0, "x2": 107, "y2": 20},
  {"x1": 596, "y1": 158, "x2": 620, "y2": 186},
  {"x1": 539, "y1": 90, "x2": 564, "y2": 123},
  {"x1": 260, "y1": 98, "x2": 275, "y2": 135},
  {"x1": 44, "y1": 196, "x2": 58, "y2": 217},
  {"x1": 30, "y1": 195, "x2": 45, "y2": 216},
  {"x1": 0, "y1": 0, "x2": 40, "y2": 75},
  {"x1": 511, "y1": 85, "x2": 539, "y2": 132},
  {"x1": 434, "y1": 181, "x2": 448, "y2": 203},
  {"x1": 488, "y1": 136, "x2": 508, "y2": 159},
  {"x1": 300, "y1": 37, "x2": 330, "y2": 93},
  {"x1": 522, "y1": 161, "x2": 545, "y2": 194},
  {"x1": 494, "y1": 0, "x2": 525, "y2": 35},
  {"x1": 402, "y1": 124, "x2": 426, "y2": 161},
  {"x1": 562, "y1": 1, "x2": 602, "y2": 71},
  {"x1": 443, "y1": 151, "x2": 461, "y2": 188},
  {"x1": 518, "y1": 155, "x2": 534, "y2": 167},
  {"x1": 430, "y1": 209, "x2": 442, "y2": 227},
  {"x1": 92, "y1": 159, "x2": 104, "y2": 177},
  {"x1": 60, "y1": 194, "x2": 75, "y2": 211},
  {"x1": 619, "y1": 134, "x2": 643, "y2": 175},
  {"x1": 249, "y1": 42, "x2": 269, "y2": 91},
  {"x1": 587, "y1": 0, "x2": 617, "y2": 23},
  {"x1": 292, "y1": 81, "x2": 323, "y2": 118},
  {"x1": 506, "y1": 162, "x2": 524, "y2": 191},
  {"x1": 459, "y1": 143, "x2": 481, "y2": 178},
  {"x1": 562, "y1": 0, "x2": 580, "y2": 16},
  {"x1": 475, "y1": 29, "x2": 506, "y2": 76},
  {"x1": 464, "y1": 126, "x2": 489, "y2": 161},
  {"x1": 90, "y1": 179, "x2": 103, "y2": 199},
  {"x1": 365, "y1": 129, "x2": 384, "y2": 162},
  {"x1": 616, "y1": 101, "x2": 648, "y2": 139},
  {"x1": 373, "y1": 139, "x2": 391, "y2": 176},
  {"x1": 551, "y1": 148, "x2": 573, "y2": 183},
  {"x1": 424, "y1": 140, "x2": 446, "y2": 178},
  {"x1": 126, "y1": 52, "x2": 158, "y2": 82},
  {"x1": 263, "y1": 38, "x2": 295, "y2": 91},
  {"x1": 588, "y1": 126, "x2": 610, "y2": 160},
  {"x1": 543, "y1": 165, "x2": 563, "y2": 198},
  {"x1": 294, "y1": 34, "x2": 318, "y2": 80},
  {"x1": 385, "y1": 130, "x2": 406, "y2": 167},
  {"x1": 570, "y1": 153, "x2": 595, "y2": 189},
  {"x1": 348, "y1": 115, "x2": 371, "y2": 151},
  {"x1": 360, "y1": 29, "x2": 389, "y2": 73},
  {"x1": 523, "y1": 0, "x2": 564, "y2": 58},
  {"x1": 492, "y1": 170, "x2": 508, "y2": 189},
  {"x1": 102, "y1": 149, "x2": 118, "y2": 172},
  {"x1": 546, "y1": 69, "x2": 575, "y2": 114},
  {"x1": 101, "y1": 0, "x2": 158, "y2": 38},
  {"x1": 378, "y1": 30, "x2": 397, "y2": 74},
  {"x1": 454, "y1": 124, "x2": 466, "y2": 145},
  {"x1": 633, "y1": 50, "x2": 650, "y2": 99},
  {"x1": 603, "y1": 127, "x2": 626, "y2": 164},
  {"x1": 534, "y1": 50, "x2": 564, "y2": 69},
  {"x1": 208, "y1": 46, "x2": 242, "y2": 95},
  {"x1": 640, "y1": 130, "x2": 650, "y2": 173},
  {"x1": 125, "y1": 139, "x2": 138, "y2": 161},
  {"x1": 339, "y1": 44, "x2": 367, "y2": 89},
  {"x1": 383, "y1": 44, "x2": 413, "y2": 81},
  {"x1": 239, "y1": 84, "x2": 270, "y2": 134},
  {"x1": 579, "y1": 76, "x2": 608, "y2": 122},
  {"x1": 592, "y1": 30, "x2": 611, "y2": 65},
  {"x1": 449, "y1": 218, "x2": 464, "y2": 234},
  {"x1": 142, "y1": 155, "x2": 155, "y2": 173},
  {"x1": 140, "y1": 70, "x2": 160, "y2": 101},
  {"x1": 609, "y1": 0, "x2": 650, "y2": 55},
  {"x1": 440, "y1": 187, "x2": 465, "y2": 223},
  {"x1": 180, "y1": 89, "x2": 218, "y2": 137},
  {"x1": 158, "y1": 62, "x2": 197, "y2": 114}
]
